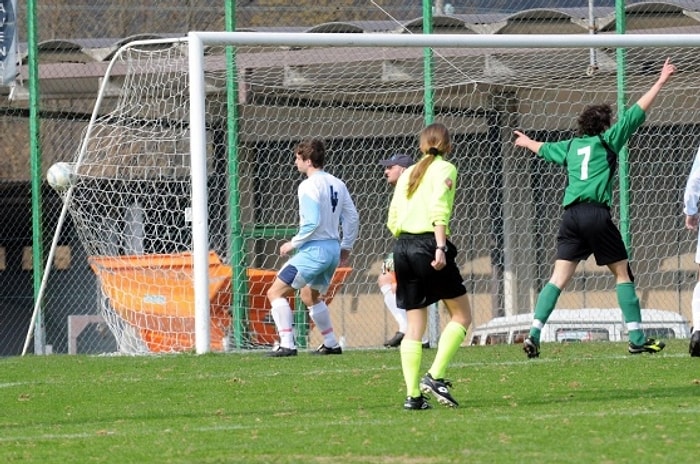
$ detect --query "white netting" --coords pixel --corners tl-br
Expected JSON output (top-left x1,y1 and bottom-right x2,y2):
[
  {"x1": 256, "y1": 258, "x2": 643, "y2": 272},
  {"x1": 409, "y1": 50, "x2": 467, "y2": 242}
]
[{"x1": 57, "y1": 35, "x2": 700, "y2": 353}]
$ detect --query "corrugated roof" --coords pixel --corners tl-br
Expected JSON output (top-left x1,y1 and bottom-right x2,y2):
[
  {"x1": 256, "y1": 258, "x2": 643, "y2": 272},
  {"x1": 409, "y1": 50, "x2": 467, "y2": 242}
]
[{"x1": 3, "y1": 1, "x2": 700, "y2": 101}]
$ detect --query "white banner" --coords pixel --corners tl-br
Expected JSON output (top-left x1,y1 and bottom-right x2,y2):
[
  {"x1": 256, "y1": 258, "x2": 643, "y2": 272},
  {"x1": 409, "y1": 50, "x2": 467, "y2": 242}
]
[{"x1": 0, "y1": 0, "x2": 17, "y2": 86}]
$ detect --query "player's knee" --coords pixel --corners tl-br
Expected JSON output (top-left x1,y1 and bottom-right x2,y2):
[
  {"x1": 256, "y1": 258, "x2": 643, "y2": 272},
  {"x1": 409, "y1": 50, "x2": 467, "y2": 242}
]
[
  {"x1": 266, "y1": 287, "x2": 282, "y2": 301},
  {"x1": 267, "y1": 279, "x2": 293, "y2": 302},
  {"x1": 299, "y1": 286, "x2": 320, "y2": 307}
]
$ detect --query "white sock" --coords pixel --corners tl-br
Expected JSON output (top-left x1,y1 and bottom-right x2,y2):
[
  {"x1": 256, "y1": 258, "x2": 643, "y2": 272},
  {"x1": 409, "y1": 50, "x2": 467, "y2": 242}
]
[
  {"x1": 692, "y1": 282, "x2": 700, "y2": 331},
  {"x1": 270, "y1": 298, "x2": 295, "y2": 349},
  {"x1": 381, "y1": 284, "x2": 408, "y2": 333},
  {"x1": 309, "y1": 301, "x2": 338, "y2": 348}
]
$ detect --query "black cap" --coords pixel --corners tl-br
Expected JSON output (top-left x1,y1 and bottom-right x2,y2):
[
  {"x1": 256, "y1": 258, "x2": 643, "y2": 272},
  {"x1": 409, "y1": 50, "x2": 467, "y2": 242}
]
[{"x1": 379, "y1": 153, "x2": 414, "y2": 168}]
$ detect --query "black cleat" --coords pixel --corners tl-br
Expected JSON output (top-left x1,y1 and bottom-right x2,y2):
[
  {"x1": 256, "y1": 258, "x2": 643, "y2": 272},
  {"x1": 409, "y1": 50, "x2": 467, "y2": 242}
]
[
  {"x1": 266, "y1": 346, "x2": 297, "y2": 357},
  {"x1": 403, "y1": 395, "x2": 432, "y2": 410},
  {"x1": 523, "y1": 336, "x2": 540, "y2": 359},
  {"x1": 384, "y1": 331, "x2": 405, "y2": 348},
  {"x1": 419, "y1": 373, "x2": 458, "y2": 408},
  {"x1": 628, "y1": 338, "x2": 666, "y2": 354},
  {"x1": 311, "y1": 343, "x2": 342, "y2": 355},
  {"x1": 689, "y1": 331, "x2": 700, "y2": 357}
]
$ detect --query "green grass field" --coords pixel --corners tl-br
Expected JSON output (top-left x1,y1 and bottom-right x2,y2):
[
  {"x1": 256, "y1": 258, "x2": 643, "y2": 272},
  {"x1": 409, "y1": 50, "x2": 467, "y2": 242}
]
[{"x1": 2, "y1": 340, "x2": 698, "y2": 463}]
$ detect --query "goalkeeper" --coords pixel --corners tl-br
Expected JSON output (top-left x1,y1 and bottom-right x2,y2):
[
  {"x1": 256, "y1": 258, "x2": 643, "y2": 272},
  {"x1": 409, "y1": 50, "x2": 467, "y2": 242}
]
[
  {"x1": 513, "y1": 58, "x2": 676, "y2": 358},
  {"x1": 378, "y1": 153, "x2": 430, "y2": 349}
]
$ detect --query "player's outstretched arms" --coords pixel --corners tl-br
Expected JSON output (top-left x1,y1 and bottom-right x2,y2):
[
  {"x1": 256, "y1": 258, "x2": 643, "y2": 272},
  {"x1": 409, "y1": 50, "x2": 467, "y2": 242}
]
[{"x1": 513, "y1": 130, "x2": 544, "y2": 155}]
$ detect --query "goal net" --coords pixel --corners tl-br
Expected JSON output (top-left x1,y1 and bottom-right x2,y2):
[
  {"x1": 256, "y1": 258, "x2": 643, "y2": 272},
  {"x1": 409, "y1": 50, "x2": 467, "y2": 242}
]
[{"x1": 51, "y1": 32, "x2": 700, "y2": 353}]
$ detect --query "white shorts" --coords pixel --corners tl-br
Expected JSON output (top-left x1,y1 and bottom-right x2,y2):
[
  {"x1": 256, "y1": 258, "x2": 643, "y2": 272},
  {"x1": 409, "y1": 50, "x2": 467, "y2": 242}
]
[{"x1": 277, "y1": 240, "x2": 340, "y2": 293}]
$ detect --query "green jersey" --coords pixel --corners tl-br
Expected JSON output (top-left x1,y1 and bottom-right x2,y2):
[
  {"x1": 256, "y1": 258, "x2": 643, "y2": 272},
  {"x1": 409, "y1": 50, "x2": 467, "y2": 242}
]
[{"x1": 538, "y1": 104, "x2": 646, "y2": 208}]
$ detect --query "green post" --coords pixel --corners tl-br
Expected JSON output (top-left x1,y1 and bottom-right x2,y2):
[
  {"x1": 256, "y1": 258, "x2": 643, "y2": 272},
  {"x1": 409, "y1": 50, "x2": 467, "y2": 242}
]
[
  {"x1": 615, "y1": 0, "x2": 631, "y2": 254},
  {"x1": 224, "y1": 0, "x2": 248, "y2": 348},
  {"x1": 27, "y1": 0, "x2": 45, "y2": 353},
  {"x1": 293, "y1": 296, "x2": 308, "y2": 349},
  {"x1": 423, "y1": 0, "x2": 434, "y2": 125}
]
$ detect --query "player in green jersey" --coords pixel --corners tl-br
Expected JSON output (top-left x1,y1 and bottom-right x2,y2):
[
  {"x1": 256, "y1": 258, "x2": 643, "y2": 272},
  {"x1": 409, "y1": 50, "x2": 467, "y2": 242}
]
[{"x1": 513, "y1": 58, "x2": 676, "y2": 358}]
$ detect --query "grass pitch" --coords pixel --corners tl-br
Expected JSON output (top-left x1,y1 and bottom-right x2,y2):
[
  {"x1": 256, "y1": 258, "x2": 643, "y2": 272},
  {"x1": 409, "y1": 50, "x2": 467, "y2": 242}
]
[{"x1": 1, "y1": 340, "x2": 698, "y2": 463}]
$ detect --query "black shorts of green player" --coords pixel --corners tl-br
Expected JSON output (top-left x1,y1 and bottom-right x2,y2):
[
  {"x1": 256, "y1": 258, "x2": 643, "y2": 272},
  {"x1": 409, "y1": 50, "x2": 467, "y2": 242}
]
[{"x1": 556, "y1": 201, "x2": 633, "y2": 280}]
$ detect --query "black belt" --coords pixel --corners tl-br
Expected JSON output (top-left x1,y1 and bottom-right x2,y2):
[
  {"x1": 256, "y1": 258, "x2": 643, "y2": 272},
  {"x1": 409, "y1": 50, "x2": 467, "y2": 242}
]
[{"x1": 398, "y1": 232, "x2": 433, "y2": 239}]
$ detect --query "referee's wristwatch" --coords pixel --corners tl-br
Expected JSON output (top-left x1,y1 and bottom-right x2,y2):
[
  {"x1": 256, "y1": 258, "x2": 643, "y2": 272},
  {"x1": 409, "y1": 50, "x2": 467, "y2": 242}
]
[{"x1": 436, "y1": 245, "x2": 447, "y2": 253}]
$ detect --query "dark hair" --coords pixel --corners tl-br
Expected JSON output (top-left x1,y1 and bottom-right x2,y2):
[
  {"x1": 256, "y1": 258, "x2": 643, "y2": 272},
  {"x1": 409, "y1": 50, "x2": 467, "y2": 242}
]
[
  {"x1": 577, "y1": 104, "x2": 612, "y2": 136},
  {"x1": 295, "y1": 138, "x2": 326, "y2": 168}
]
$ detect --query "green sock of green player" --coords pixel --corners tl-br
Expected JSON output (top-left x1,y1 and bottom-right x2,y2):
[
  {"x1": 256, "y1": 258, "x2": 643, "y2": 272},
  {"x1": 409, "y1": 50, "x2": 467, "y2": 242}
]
[
  {"x1": 529, "y1": 283, "x2": 562, "y2": 343},
  {"x1": 428, "y1": 321, "x2": 467, "y2": 380},
  {"x1": 400, "y1": 339, "x2": 423, "y2": 398},
  {"x1": 617, "y1": 282, "x2": 645, "y2": 346}
]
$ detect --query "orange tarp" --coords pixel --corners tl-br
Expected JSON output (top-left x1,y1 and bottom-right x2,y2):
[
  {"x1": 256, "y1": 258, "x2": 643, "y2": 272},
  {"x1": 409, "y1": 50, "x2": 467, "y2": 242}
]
[
  {"x1": 247, "y1": 266, "x2": 352, "y2": 345},
  {"x1": 88, "y1": 251, "x2": 352, "y2": 352},
  {"x1": 89, "y1": 251, "x2": 232, "y2": 352}
]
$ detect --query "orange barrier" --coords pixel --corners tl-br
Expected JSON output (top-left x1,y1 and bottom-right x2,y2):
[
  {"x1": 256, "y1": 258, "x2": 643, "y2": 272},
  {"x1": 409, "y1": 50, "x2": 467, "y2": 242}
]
[
  {"x1": 89, "y1": 252, "x2": 232, "y2": 352},
  {"x1": 88, "y1": 251, "x2": 353, "y2": 351},
  {"x1": 247, "y1": 266, "x2": 353, "y2": 345}
]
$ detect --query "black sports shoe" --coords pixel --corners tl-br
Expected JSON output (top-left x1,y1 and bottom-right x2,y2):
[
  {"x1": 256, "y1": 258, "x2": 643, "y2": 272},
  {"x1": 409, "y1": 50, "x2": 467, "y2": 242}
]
[
  {"x1": 689, "y1": 331, "x2": 700, "y2": 357},
  {"x1": 419, "y1": 373, "x2": 458, "y2": 408},
  {"x1": 311, "y1": 344, "x2": 342, "y2": 355},
  {"x1": 384, "y1": 331, "x2": 404, "y2": 348},
  {"x1": 422, "y1": 342, "x2": 431, "y2": 349},
  {"x1": 628, "y1": 338, "x2": 666, "y2": 354},
  {"x1": 266, "y1": 346, "x2": 297, "y2": 357},
  {"x1": 403, "y1": 395, "x2": 432, "y2": 410},
  {"x1": 523, "y1": 336, "x2": 540, "y2": 358}
]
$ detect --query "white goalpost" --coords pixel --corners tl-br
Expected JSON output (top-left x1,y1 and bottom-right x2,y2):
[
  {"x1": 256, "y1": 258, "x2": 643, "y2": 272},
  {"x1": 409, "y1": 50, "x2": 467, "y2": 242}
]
[{"x1": 28, "y1": 31, "x2": 700, "y2": 355}]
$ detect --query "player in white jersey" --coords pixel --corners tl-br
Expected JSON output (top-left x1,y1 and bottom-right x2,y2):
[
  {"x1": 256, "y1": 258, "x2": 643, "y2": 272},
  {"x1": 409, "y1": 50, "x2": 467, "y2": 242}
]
[
  {"x1": 266, "y1": 138, "x2": 359, "y2": 357},
  {"x1": 682, "y1": 144, "x2": 700, "y2": 357}
]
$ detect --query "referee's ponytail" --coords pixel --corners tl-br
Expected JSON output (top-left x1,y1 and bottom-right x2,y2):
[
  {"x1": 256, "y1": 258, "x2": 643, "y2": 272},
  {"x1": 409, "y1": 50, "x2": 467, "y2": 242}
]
[{"x1": 408, "y1": 123, "x2": 452, "y2": 198}]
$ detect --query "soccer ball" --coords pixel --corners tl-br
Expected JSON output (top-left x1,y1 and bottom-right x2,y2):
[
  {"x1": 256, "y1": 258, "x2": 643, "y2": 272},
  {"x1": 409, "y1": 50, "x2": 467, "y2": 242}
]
[{"x1": 46, "y1": 162, "x2": 75, "y2": 191}]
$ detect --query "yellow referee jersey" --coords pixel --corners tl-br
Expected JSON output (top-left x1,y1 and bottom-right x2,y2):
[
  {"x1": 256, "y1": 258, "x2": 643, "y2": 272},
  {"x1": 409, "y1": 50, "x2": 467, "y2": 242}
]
[{"x1": 387, "y1": 156, "x2": 457, "y2": 237}]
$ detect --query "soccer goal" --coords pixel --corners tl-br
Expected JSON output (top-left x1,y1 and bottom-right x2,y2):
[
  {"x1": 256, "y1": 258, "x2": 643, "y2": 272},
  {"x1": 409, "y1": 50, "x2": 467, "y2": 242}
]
[{"x1": 28, "y1": 31, "x2": 700, "y2": 355}]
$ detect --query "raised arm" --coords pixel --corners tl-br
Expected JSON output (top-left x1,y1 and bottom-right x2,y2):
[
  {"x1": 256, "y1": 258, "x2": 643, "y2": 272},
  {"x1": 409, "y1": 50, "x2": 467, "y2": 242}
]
[
  {"x1": 513, "y1": 130, "x2": 544, "y2": 155},
  {"x1": 636, "y1": 58, "x2": 676, "y2": 112}
]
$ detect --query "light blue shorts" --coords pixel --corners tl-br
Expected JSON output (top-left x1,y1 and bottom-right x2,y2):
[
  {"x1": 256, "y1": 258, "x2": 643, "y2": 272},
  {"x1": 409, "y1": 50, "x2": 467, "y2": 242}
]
[{"x1": 277, "y1": 240, "x2": 340, "y2": 293}]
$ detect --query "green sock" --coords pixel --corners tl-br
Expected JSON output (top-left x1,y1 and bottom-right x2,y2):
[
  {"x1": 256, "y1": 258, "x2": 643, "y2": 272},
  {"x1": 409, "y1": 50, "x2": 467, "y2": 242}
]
[
  {"x1": 617, "y1": 282, "x2": 645, "y2": 346},
  {"x1": 400, "y1": 339, "x2": 423, "y2": 397},
  {"x1": 428, "y1": 321, "x2": 467, "y2": 380},
  {"x1": 530, "y1": 283, "x2": 561, "y2": 342}
]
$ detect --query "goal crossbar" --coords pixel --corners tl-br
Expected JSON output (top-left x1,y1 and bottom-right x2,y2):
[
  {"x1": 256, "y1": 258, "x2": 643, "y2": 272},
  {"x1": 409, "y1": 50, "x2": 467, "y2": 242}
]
[{"x1": 189, "y1": 31, "x2": 700, "y2": 49}]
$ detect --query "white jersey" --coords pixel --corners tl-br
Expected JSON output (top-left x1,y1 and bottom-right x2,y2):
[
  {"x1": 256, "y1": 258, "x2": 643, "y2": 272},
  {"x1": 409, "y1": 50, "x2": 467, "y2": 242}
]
[
  {"x1": 683, "y1": 144, "x2": 700, "y2": 216},
  {"x1": 291, "y1": 170, "x2": 359, "y2": 251}
]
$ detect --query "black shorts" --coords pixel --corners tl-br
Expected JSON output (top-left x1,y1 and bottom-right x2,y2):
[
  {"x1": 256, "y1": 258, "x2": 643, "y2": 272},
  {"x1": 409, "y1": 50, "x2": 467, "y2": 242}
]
[
  {"x1": 392, "y1": 233, "x2": 467, "y2": 310},
  {"x1": 556, "y1": 202, "x2": 628, "y2": 265}
]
